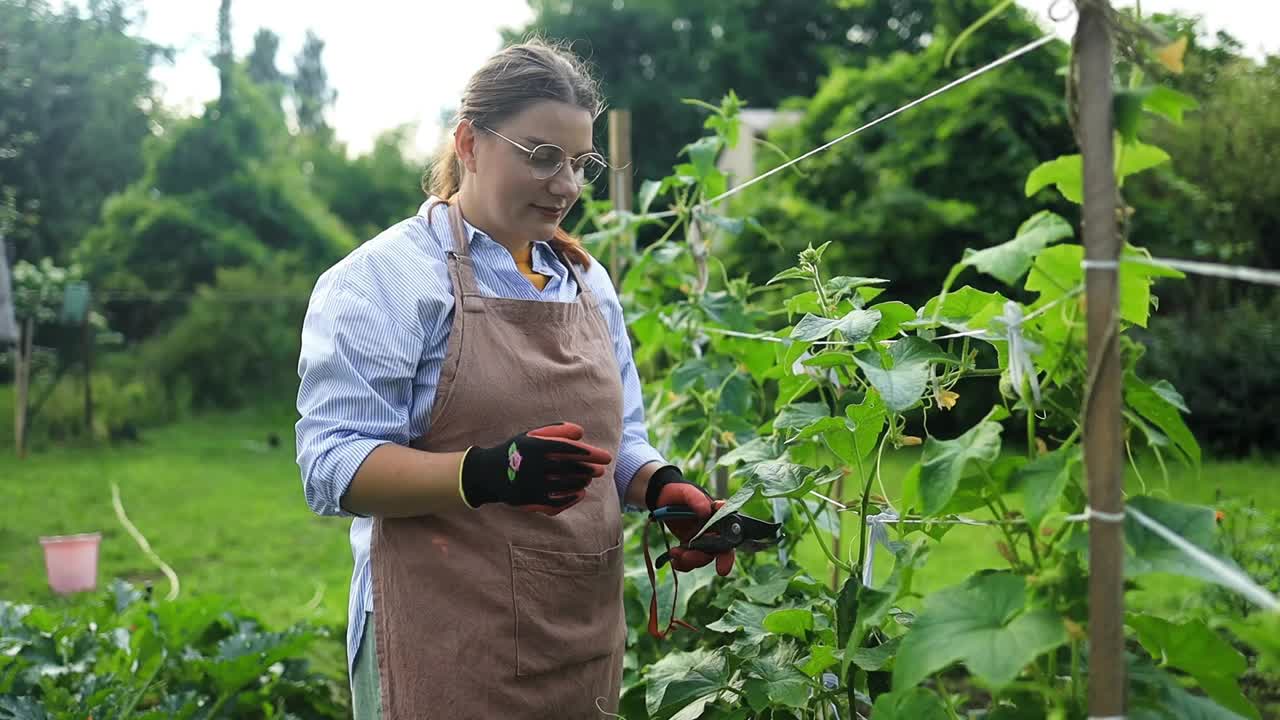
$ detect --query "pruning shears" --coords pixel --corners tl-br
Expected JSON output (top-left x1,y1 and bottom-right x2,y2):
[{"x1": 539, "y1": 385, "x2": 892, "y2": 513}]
[
  {"x1": 643, "y1": 504, "x2": 783, "y2": 640},
  {"x1": 649, "y1": 504, "x2": 783, "y2": 566}
]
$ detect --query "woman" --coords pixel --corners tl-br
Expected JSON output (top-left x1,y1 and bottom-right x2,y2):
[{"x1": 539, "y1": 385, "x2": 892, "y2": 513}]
[{"x1": 295, "y1": 39, "x2": 735, "y2": 719}]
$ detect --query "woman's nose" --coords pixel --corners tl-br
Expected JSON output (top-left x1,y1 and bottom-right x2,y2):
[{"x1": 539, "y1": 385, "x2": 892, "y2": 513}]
[{"x1": 547, "y1": 163, "x2": 581, "y2": 196}]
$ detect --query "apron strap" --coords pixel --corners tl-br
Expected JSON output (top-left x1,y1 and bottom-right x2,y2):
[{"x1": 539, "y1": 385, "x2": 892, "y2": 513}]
[
  {"x1": 444, "y1": 202, "x2": 481, "y2": 299},
  {"x1": 561, "y1": 250, "x2": 597, "y2": 307},
  {"x1": 421, "y1": 199, "x2": 481, "y2": 310},
  {"x1": 433, "y1": 198, "x2": 598, "y2": 310}
]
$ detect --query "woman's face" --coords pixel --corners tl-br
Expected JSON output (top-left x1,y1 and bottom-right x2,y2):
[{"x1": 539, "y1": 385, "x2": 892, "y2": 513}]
[{"x1": 461, "y1": 100, "x2": 596, "y2": 246}]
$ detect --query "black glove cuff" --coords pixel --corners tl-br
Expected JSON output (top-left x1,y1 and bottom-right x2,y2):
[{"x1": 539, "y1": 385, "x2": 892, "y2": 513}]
[
  {"x1": 460, "y1": 443, "x2": 506, "y2": 507},
  {"x1": 645, "y1": 464, "x2": 712, "y2": 511}
]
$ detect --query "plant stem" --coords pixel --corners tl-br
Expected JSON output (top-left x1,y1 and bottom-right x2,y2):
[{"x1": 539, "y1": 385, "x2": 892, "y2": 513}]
[
  {"x1": 1152, "y1": 444, "x2": 1171, "y2": 495},
  {"x1": 935, "y1": 677, "x2": 962, "y2": 720},
  {"x1": 854, "y1": 436, "x2": 887, "y2": 576},
  {"x1": 1041, "y1": 517, "x2": 1074, "y2": 557},
  {"x1": 208, "y1": 691, "x2": 235, "y2": 719},
  {"x1": 798, "y1": 499, "x2": 854, "y2": 574},
  {"x1": 831, "y1": 469, "x2": 845, "y2": 590},
  {"x1": 1126, "y1": 440, "x2": 1148, "y2": 495},
  {"x1": 983, "y1": 495, "x2": 1024, "y2": 570},
  {"x1": 996, "y1": 493, "x2": 1042, "y2": 569},
  {"x1": 874, "y1": 427, "x2": 894, "y2": 515},
  {"x1": 960, "y1": 367, "x2": 1004, "y2": 377},
  {"x1": 812, "y1": 264, "x2": 831, "y2": 315},
  {"x1": 1027, "y1": 406, "x2": 1037, "y2": 459},
  {"x1": 1058, "y1": 423, "x2": 1082, "y2": 452},
  {"x1": 1070, "y1": 637, "x2": 1081, "y2": 705}
]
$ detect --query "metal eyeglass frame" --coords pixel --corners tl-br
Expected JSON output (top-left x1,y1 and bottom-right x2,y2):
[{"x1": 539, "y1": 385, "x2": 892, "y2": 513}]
[{"x1": 475, "y1": 123, "x2": 609, "y2": 186}]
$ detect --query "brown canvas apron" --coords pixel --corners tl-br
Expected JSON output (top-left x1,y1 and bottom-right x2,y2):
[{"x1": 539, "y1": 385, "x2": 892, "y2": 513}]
[{"x1": 370, "y1": 201, "x2": 627, "y2": 719}]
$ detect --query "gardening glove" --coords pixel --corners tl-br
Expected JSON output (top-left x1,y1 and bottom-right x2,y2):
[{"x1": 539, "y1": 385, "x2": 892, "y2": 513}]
[
  {"x1": 645, "y1": 465, "x2": 736, "y2": 576},
  {"x1": 459, "y1": 422, "x2": 613, "y2": 515}
]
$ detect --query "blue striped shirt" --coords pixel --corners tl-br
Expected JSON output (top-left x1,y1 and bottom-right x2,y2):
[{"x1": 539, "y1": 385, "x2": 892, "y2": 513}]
[{"x1": 294, "y1": 199, "x2": 666, "y2": 675}]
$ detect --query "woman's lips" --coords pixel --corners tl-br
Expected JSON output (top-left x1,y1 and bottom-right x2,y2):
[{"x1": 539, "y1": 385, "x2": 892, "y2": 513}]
[{"x1": 532, "y1": 204, "x2": 564, "y2": 219}]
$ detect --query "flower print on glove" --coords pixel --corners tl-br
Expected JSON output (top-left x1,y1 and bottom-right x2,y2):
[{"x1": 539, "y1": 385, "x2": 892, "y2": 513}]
[{"x1": 459, "y1": 422, "x2": 613, "y2": 515}]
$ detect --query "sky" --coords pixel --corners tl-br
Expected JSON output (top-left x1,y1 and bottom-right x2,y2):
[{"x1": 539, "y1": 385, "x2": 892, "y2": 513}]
[{"x1": 127, "y1": 0, "x2": 1277, "y2": 160}]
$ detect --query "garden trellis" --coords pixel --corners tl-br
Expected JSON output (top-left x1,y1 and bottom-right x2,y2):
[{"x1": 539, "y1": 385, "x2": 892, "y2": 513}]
[{"x1": 597, "y1": 1, "x2": 1279, "y2": 717}]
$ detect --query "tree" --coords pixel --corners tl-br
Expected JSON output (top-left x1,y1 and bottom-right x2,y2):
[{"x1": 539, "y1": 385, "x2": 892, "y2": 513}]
[
  {"x1": 721, "y1": 0, "x2": 1070, "y2": 304},
  {"x1": 0, "y1": 0, "x2": 169, "y2": 264},
  {"x1": 247, "y1": 28, "x2": 287, "y2": 92},
  {"x1": 293, "y1": 30, "x2": 337, "y2": 136},
  {"x1": 215, "y1": 0, "x2": 233, "y2": 109},
  {"x1": 77, "y1": 68, "x2": 355, "y2": 341},
  {"x1": 1126, "y1": 21, "x2": 1280, "y2": 310},
  {"x1": 507, "y1": 0, "x2": 939, "y2": 190},
  {"x1": 299, "y1": 126, "x2": 425, "y2": 241}
]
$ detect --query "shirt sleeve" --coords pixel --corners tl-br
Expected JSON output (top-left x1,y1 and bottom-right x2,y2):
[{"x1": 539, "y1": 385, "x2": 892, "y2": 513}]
[
  {"x1": 295, "y1": 273, "x2": 426, "y2": 517},
  {"x1": 588, "y1": 261, "x2": 667, "y2": 507}
]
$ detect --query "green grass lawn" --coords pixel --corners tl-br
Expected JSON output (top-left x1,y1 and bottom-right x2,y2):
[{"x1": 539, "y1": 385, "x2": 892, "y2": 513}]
[{"x1": 0, "y1": 401, "x2": 351, "y2": 632}]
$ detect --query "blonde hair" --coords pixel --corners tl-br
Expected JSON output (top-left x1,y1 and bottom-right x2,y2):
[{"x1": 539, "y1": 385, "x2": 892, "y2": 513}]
[{"x1": 427, "y1": 38, "x2": 602, "y2": 267}]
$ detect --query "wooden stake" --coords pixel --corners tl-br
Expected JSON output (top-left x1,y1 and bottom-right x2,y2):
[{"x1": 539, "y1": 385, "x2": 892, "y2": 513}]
[
  {"x1": 607, "y1": 109, "x2": 633, "y2": 286},
  {"x1": 1078, "y1": 2, "x2": 1126, "y2": 716}
]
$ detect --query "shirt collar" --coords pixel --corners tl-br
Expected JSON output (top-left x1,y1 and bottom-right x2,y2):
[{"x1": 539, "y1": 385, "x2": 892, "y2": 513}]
[{"x1": 419, "y1": 198, "x2": 561, "y2": 271}]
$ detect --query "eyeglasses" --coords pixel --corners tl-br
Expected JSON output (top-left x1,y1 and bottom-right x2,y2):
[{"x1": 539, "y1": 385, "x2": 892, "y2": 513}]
[{"x1": 476, "y1": 124, "x2": 609, "y2": 186}]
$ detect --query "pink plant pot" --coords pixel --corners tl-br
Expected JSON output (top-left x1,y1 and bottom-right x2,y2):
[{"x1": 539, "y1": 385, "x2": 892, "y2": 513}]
[{"x1": 39, "y1": 532, "x2": 101, "y2": 595}]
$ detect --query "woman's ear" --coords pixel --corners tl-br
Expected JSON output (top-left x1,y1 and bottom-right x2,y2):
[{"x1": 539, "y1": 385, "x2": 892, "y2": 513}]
[{"x1": 454, "y1": 120, "x2": 480, "y2": 174}]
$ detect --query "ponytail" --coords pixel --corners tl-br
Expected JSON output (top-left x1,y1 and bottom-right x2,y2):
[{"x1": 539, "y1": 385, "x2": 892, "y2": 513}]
[{"x1": 425, "y1": 143, "x2": 462, "y2": 201}]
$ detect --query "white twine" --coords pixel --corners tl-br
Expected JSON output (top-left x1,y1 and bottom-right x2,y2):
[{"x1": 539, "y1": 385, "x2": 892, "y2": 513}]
[
  {"x1": 1128, "y1": 505, "x2": 1280, "y2": 611},
  {"x1": 862, "y1": 509, "x2": 899, "y2": 586},
  {"x1": 1082, "y1": 255, "x2": 1280, "y2": 288},
  {"x1": 814, "y1": 491, "x2": 1280, "y2": 611},
  {"x1": 997, "y1": 301, "x2": 1042, "y2": 408},
  {"x1": 626, "y1": 34, "x2": 1058, "y2": 223},
  {"x1": 1066, "y1": 506, "x2": 1125, "y2": 523}
]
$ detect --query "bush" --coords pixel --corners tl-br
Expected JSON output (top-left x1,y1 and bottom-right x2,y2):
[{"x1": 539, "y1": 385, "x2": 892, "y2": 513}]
[
  {"x1": 1138, "y1": 295, "x2": 1280, "y2": 457},
  {"x1": 0, "y1": 363, "x2": 182, "y2": 452},
  {"x1": 0, "y1": 580, "x2": 348, "y2": 719},
  {"x1": 136, "y1": 264, "x2": 311, "y2": 411},
  {"x1": 0, "y1": 261, "x2": 306, "y2": 450}
]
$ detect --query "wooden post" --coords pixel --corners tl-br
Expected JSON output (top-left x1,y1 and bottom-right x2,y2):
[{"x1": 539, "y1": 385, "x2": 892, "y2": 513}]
[
  {"x1": 1078, "y1": 2, "x2": 1126, "y2": 716},
  {"x1": 607, "y1": 109, "x2": 633, "y2": 286}
]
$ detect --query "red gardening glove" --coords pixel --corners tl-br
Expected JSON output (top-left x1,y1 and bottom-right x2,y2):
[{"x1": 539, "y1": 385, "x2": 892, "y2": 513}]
[{"x1": 646, "y1": 465, "x2": 735, "y2": 576}]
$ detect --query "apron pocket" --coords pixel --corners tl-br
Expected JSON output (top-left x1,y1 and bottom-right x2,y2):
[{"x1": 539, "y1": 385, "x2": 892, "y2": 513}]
[{"x1": 510, "y1": 540, "x2": 624, "y2": 677}]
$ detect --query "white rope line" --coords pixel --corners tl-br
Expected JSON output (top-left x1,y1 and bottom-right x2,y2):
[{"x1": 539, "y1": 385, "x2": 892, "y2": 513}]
[
  {"x1": 702, "y1": 327, "x2": 890, "y2": 347},
  {"x1": 1081, "y1": 259, "x2": 1120, "y2": 271},
  {"x1": 814, "y1": 491, "x2": 1019, "y2": 524},
  {"x1": 1128, "y1": 505, "x2": 1280, "y2": 611},
  {"x1": 624, "y1": 34, "x2": 1059, "y2": 224},
  {"x1": 811, "y1": 491, "x2": 1277, "y2": 609},
  {"x1": 703, "y1": 282, "x2": 1085, "y2": 352},
  {"x1": 1070, "y1": 506, "x2": 1125, "y2": 523},
  {"x1": 1082, "y1": 256, "x2": 1280, "y2": 288},
  {"x1": 697, "y1": 34, "x2": 1058, "y2": 212},
  {"x1": 932, "y1": 285, "x2": 1085, "y2": 342}
]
